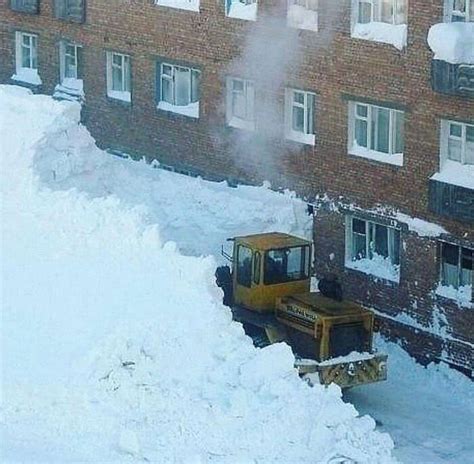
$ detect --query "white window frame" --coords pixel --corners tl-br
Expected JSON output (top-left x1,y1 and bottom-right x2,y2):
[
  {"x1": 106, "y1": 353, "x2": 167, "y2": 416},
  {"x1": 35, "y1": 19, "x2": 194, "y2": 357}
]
[
  {"x1": 353, "y1": 0, "x2": 407, "y2": 25},
  {"x1": 226, "y1": 77, "x2": 255, "y2": 131},
  {"x1": 15, "y1": 31, "x2": 38, "y2": 71},
  {"x1": 59, "y1": 41, "x2": 82, "y2": 82},
  {"x1": 345, "y1": 216, "x2": 401, "y2": 282},
  {"x1": 441, "y1": 120, "x2": 474, "y2": 166},
  {"x1": 226, "y1": 0, "x2": 258, "y2": 21},
  {"x1": 348, "y1": 101, "x2": 404, "y2": 166},
  {"x1": 445, "y1": 0, "x2": 474, "y2": 22},
  {"x1": 285, "y1": 88, "x2": 316, "y2": 145},
  {"x1": 287, "y1": 0, "x2": 319, "y2": 32},
  {"x1": 158, "y1": 62, "x2": 201, "y2": 119},
  {"x1": 106, "y1": 51, "x2": 131, "y2": 103}
]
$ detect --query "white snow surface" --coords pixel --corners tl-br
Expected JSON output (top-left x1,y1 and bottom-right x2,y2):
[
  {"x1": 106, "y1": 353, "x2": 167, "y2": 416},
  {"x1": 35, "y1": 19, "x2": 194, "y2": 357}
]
[
  {"x1": 155, "y1": 0, "x2": 199, "y2": 12},
  {"x1": 352, "y1": 22, "x2": 407, "y2": 51},
  {"x1": 431, "y1": 159, "x2": 474, "y2": 191},
  {"x1": 287, "y1": 4, "x2": 318, "y2": 32},
  {"x1": 428, "y1": 22, "x2": 474, "y2": 64},
  {"x1": 158, "y1": 100, "x2": 199, "y2": 118},
  {"x1": 227, "y1": 1, "x2": 257, "y2": 21},
  {"x1": 0, "y1": 85, "x2": 396, "y2": 463},
  {"x1": 11, "y1": 67, "x2": 42, "y2": 86}
]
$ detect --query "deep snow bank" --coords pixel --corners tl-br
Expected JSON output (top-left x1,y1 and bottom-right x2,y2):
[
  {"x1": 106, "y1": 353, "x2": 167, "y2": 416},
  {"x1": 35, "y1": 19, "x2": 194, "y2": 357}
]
[{"x1": 0, "y1": 86, "x2": 395, "y2": 462}]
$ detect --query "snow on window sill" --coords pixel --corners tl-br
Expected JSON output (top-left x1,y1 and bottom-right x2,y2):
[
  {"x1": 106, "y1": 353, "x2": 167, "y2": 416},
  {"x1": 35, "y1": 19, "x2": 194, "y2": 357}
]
[
  {"x1": 154, "y1": 0, "x2": 199, "y2": 12},
  {"x1": 107, "y1": 90, "x2": 131, "y2": 103},
  {"x1": 157, "y1": 101, "x2": 199, "y2": 119},
  {"x1": 352, "y1": 22, "x2": 407, "y2": 51},
  {"x1": 227, "y1": 3, "x2": 257, "y2": 21},
  {"x1": 436, "y1": 283, "x2": 473, "y2": 309},
  {"x1": 54, "y1": 78, "x2": 84, "y2": 100},
  {"x1": 427, "y1": 22, "x2": 474, "y2": 64},
  {"x1": 286, "y1": 130, "x2": 315, "y2": 146},
  {"x1": 12, "y1": 68, "x2": 42, "y2": 86},
  {"x1": 346, "y1": 255, "x2": 400, "y2": 283},
  {"x1": 287, "y1": 5, "x2": 318, "y2": 32},
  {"x1": 431, "y1": 160, "x2": 474, "y2": 190},
  {"x1": 349, "y1": 143, "x2": 403, "y2": 166},
  {"x1": 227, "y1": 116, "x2": 255, "y2": 131}
]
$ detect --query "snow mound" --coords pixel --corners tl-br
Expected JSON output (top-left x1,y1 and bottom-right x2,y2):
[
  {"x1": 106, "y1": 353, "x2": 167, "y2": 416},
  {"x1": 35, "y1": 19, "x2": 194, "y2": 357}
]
[
  {"x1": 428, "y1": 22, "x2": 474, "y2": 64},
  {"x1": 0, "y1": 85, "x2": 395, "y2": 462}
]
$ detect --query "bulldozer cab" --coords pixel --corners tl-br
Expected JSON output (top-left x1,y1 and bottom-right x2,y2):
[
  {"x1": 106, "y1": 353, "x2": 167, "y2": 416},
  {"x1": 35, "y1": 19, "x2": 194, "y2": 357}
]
[{"x1": 230, "y1": 233, "x2": 312, "y2": 312}]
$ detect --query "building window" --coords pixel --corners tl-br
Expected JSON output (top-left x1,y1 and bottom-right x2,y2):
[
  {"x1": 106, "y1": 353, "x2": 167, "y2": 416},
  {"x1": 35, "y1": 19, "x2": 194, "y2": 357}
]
[
  {"x1": 226, "y1": 0, "x2": 258, "y2": 21},
  {"x1": 285, "y1": 88, "x2": 316, "y2": 145},
  {"x1": 226, "y1": 77, "x2": 255, "y2": 131},
  {"x1": 106, "y1": 52, "x2": 131, "y2": 103},
  {"x1": 10, "y1": 0, "x2": 39, "y2": 14},
  {"x1": 56, "y1": 41, "x2": 84, "y2": 96},
  {"x1": 446, "y1": 0, "x2": 474, "y2": 22},
  {"x1": 443, "y1": 120, "x2": 474, "y2": 165},
  {"x1": 154, "y1": 0, "x2": 199, "y2": 12},
  {"x1": 13, "y1": 31, "x2": 41, "y2": 86},
  {"x1": 54, "y1": 0, "x2": 85, "y2": 23},
  {"x1": 345, "y1": 217, "x2": 401, "y2": 282},
  {"x1": 158, "y1": 62, "x2": 200, "y2": 118},
  {"x1": 348, "y1": 102, "x2": 404, "y2": 165},
  {"x1": 351, "y1": 0, "x2": 407, "y2": 49},
  {"x1": 437, "y1": 242, "x2": 473, "y2": 305},
  {"x1": 287, "y1": 0, "x2": 318, "y2": 31}
]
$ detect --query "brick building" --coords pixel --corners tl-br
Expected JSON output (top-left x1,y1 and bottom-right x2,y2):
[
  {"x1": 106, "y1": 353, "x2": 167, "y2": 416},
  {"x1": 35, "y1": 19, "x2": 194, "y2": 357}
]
[{"x1": 0, "y1": 0, "x2": 473, "y2": 374}]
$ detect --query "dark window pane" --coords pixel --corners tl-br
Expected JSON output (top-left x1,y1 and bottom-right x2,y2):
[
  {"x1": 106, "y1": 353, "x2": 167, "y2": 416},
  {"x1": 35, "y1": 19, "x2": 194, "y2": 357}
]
[
  {"x1": 237, "y1": 245, "x2": 252, "y2": 288},
  {"x1": 353, "y1": 218, "x2": 366, "y2": 234}
]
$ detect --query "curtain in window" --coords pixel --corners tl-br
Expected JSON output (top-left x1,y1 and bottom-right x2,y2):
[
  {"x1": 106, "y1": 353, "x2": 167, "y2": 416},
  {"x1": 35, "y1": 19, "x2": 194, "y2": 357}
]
[
  {"x1": 175, "y1": 67, "x2": 191, "y2": 106},
  {"x1": 466, "y1": 125, "x2": 474, "y2": 164},
  {"x1": 374, "y1": 107, "x2": 390, "y2": 153},
  {"x1": 306, "y1": 93, "x2": 315, "y2": 135},
  {"x1": 393, "y1": 110, "x2": 404, "y2": 154},
  {"x1": 461, "y1": 248, "x2": 473, "y2": 287}
]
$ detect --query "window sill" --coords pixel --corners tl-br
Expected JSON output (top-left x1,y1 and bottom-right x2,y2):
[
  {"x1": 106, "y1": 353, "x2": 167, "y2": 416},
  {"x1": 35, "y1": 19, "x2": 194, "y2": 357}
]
[
  {"x1": 345, "y1": 259, "x2": 400, "y2": 284},
  {"x1": 155, "y1": 0, "x2": 199, "y2": 12},
  {"x1": 431, "y1": 160, "x2": 474, "y2": 191},
  {"x1": 157, "y1": 101, "x2": 199, "y2": 119},
  {"x1": 351, "y1": 22, "x2": 407, "y2": 51},
  {"x1": 12, "y1": 69, "x2": 42, "y2": 86},
  {"x1": 287, "y1": 6, "x2": 318, "y2": 32},
  {"x1": 349, "y1": 145, "x2": 403, "y2": 166},
  {"x1": 227, "y1": 117, "x2": 255, "y2": 131},
  {"x1": 227, "y1": 4, "x2": 257, "y2": 21},
  {"x1": 435, "y1": 283, "x2": 473, "y2": 309},
  {"x1": 286, "y1": 130, "x2": 315, "y2": 146},
  {"x1": 107, "y1": 91, "x2": 131, "y2": 104}
]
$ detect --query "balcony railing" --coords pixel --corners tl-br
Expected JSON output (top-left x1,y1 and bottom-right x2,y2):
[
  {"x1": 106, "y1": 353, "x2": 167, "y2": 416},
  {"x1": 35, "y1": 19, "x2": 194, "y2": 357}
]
[
  {"x1": 429, "y1": 179, "x2": 474, "y2": 223},
  {"x1": 431, "y1": 60, "x2": 474, "y2": 98}
]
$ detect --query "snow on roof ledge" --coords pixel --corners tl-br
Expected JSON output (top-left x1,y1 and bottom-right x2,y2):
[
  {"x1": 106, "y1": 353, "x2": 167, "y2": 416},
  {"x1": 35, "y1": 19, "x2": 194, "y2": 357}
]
[
  {"x1": 427, "y1": 23, "x2": 474, "y2": 64},
  {"x1": 352, "y1": 22, "x2": 407, "y2": 50}
]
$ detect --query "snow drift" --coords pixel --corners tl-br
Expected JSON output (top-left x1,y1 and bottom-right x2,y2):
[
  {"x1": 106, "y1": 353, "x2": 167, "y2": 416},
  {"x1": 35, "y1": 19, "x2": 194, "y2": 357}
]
[{"x1": 0, "y1": 85, "x2": 395, "y2": 462}]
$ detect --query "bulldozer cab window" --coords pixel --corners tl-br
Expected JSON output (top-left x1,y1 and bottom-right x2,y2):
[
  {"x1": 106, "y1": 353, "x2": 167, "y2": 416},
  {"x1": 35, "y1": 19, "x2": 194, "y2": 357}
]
[
  {"x1": 236, "y1": 245, "x2": 252, "y2": 288},
  {"x1": 253, "y1": 251, "x2": 261, "y2": 284},
  {"x1": 264, "y1": 245, "x2": 310, "y2": 285}
]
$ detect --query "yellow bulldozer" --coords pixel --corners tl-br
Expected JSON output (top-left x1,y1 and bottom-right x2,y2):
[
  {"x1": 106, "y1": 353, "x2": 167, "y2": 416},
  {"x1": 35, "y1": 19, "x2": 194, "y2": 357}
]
[{"x1": 216, "y1": 232, "x2": 387, "y2": 389}]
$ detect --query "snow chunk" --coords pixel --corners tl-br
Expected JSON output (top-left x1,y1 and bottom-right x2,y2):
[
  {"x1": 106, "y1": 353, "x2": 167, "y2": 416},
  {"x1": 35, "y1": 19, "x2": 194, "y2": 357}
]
[
  {"x1": 227, "y1": 1, "x2": 257, "y2": 21},
  {"x1": 431, "y1": 159, "x2": 474, "y2": 191},
  {"x1": 352, "y1": 22, "x2": 407, "y2": 50},
  {"x1": 436, "y1": 283, "x2": 473, "y2": 309},
  {"x1": 157, "y1": 100, "x2": 199, "y2": 118},
  {"x1": 349, "y1": 142, "x2": 403, "y2": 166},
  {"x1": 11, "y1": 68, "x2": 42, "y2": 86},
  {"x1": 395, "y1": 213, "x2": 448, "y2": 238},
  {"x1": 54, "y1": 78, "x2": 84, "y2": 101},
  {"x1": 346, "y1": 254, "x2": 400, "y2": 283},
  {"x1": 428, "y1": 22, "x2": 474, "y2": 64},
  {"x1": 154, "y1": 0, "x2": 199, "y2": 12},
  {"x1": 107, "y1": 90, "x2": 131, "y2": 103},
  {"x1": 287, "y1": 4, "x2": 318, "y2": 32}
]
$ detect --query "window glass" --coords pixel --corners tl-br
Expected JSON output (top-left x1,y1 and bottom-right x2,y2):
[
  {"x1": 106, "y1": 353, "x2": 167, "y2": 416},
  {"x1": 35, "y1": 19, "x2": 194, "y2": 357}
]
[
  {"x1": 358, "y1": 0, "x2": 372, "y2": 23},
  {"x1": 393, "y1": 111, "x2": 405, "y2": 153},
  {"x1": 237, "y1": 245, "x2": 252, "y2": 288},
  {"x1": 175, "y1": 67, "x2": 191, "y2": 106},
  {"x1": 374, "y1": 107, "x2": 390, "y2": 153},
  {"x1": 466, "y1": 125, "x2": 474, "y2": 164},
  {"x1": 65, "y1": 45, "x2": 77, "y2": 79},
  {"x1": 112, "y1": 62, "x2": 122, "y2": 91},
  {"x1": 292, "y1": 105, "x2": 305, "y2": 133},
  {"x1": 264, "y1": 246, "x2": 309, "y2": 285},
  {"x1": 381, "y1": 0, "x2": 393, "y2": 23},
  {"x1": 191, "y1": 69, "x2": 200, "y2": 102},
  {"x1": 352, "y1": 218, "x2": 367, "y2": 260},
  {"x1": 306, "y1": 93, "x2": 315, "y2": 135},
  {"x1": 371, "y1": 223, "x2": 389, "y2": 258},
  {"x1": 355, "y1": 117, "x2": 368, "y2": 147},
  {"x1": 253, "y1": 251, "x2": 261, "y2": 284}
]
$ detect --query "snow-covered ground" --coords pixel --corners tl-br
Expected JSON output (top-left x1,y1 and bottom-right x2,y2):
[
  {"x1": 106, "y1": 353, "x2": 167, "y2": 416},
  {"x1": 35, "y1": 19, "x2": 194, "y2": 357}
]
[{"x1": 0, "y1": 86, "x2": 472, "y2": 463}]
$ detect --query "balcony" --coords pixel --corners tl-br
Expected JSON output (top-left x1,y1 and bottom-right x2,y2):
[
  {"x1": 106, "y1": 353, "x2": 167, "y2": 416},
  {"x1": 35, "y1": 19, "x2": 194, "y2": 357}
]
[
  {"x1": 428, "y1": 23, "x2": 474, "y2": 98},
  {"x1": 429, "y1": 179, "x2": 474, "y2": 224}
]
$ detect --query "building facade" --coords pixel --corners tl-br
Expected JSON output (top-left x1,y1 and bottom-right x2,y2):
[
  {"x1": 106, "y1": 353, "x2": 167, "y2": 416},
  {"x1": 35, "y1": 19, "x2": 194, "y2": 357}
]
[{"x1": 1, "y1": 0, "x2": 473, "y2": 374}]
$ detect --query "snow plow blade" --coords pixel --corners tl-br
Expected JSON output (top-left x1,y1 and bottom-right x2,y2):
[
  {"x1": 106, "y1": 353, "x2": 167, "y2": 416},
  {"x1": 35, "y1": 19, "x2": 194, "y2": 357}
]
[{"x1": 296, "y1": 353, "x2": 388, "y2": 389}]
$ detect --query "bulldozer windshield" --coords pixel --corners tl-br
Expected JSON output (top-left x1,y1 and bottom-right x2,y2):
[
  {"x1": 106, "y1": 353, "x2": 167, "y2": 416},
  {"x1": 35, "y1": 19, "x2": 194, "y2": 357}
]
[{"x1": 264, "y1": 245, "x2": 310, "y2": 285}]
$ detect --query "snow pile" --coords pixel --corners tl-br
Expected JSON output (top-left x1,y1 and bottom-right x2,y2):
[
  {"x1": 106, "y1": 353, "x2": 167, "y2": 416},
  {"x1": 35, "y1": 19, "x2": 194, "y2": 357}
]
[
  {"x1": 428, "y1": 22, "x2": 474, "y2": 64},
  {"x1": 346, "y1": 254, "x2": 400, "y2": 283},
  {"x1": 54, "y1": 77, "x2": 84, "y2": 101},
  {"x1": 0, "y1": 85, "x2": 395, "y2": 462},
  {"x1": 395, "y1": 212, "x2": 448, "y2": 238},
  {"x1": 227, "y1": 1, "x2": 257, "y2": 21},
  {"x1": 352, "y1": 22, "x2": 407, "y2": 50},
  {"x1": 436, "y1": 283, "x2": 473, "y2": 309},
  {"x1": 431, "y1": 159, "x2": 474, "y2": 191},
  {"x1": 154, "y1": 0, "x2": 199, "y2": 12},
  {"x1": 11, "y1": 67, "x2": 42, "y2": 86}
]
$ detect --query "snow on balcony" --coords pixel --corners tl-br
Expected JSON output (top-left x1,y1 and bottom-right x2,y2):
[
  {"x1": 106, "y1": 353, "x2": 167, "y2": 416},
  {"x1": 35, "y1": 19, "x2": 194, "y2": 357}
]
[
  {"x1": 352, "y1": 22, "x2": 407, "y2": 51},
  {"x1": 428, "y1": 23, "x2": 474, "y2": 64},
  {"x1": 11, "y1": 68, "x2": 42, "y2": 86},
  {"x1": 436, "y1": 283, "x2": 473, "y2": 309},
  {"x1": 287, "y1": 5, "x2": 318, "y2": 32},
  {"x1": 431, "y1": 159, "x2": 474, "y2": 191},
  {"x1": 154, "y1": 0, "x2": 199, "y2": 12},
  {"x1": 227, "y1": 1, "x2": 257, "y2": 21},
  {"x1": 346, "y1": 253, "x2": 400, "y2": 283}
]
